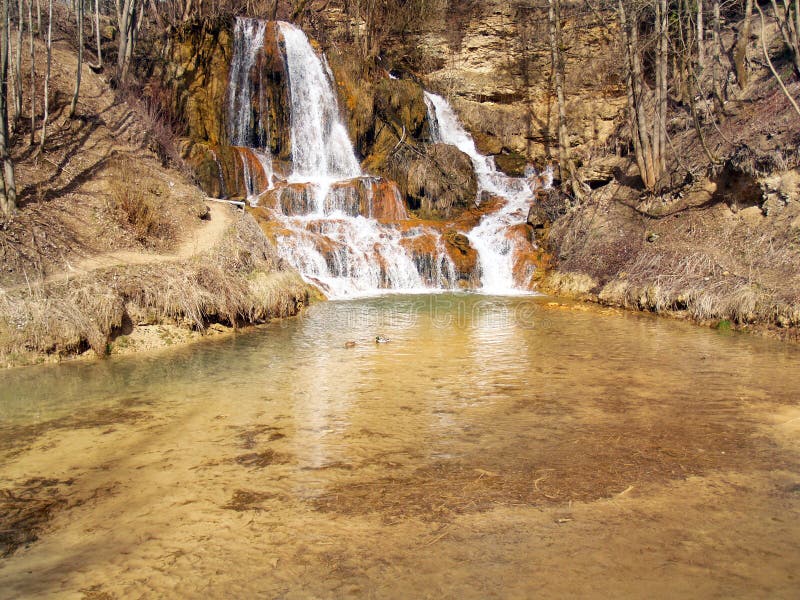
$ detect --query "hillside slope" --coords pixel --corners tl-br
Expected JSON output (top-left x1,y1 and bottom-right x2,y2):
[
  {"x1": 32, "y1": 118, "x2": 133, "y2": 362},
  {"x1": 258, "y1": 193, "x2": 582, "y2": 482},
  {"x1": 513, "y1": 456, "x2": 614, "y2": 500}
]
[{"x1": 0, "y1": 19, "x2": 312, "y2": 366}]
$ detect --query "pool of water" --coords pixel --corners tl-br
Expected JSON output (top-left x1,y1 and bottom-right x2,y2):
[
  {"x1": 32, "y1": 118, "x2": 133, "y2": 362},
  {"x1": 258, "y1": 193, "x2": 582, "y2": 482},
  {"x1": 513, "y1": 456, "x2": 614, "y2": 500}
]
[{"x1": 1, "y1": 294, "x2": 799, "y2": 597}]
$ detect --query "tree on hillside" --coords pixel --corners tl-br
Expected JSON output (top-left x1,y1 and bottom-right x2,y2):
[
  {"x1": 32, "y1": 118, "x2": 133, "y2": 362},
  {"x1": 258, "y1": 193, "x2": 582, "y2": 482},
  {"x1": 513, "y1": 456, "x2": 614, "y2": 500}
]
[
  {"x1": 733, "y1": 0, "x2": 754, "y2": 88},
  {"x1": 39, "y1": 0, "x2": 52, "y2": 149},
  {"x1": 116, "y1": 0, "x2": 141, "y2": 85},
  {"x1": 0, "y1": 0, "x2": 17, "y2": 216},
  {"x1": 69, "y1": 0, "x2": 84, "y2": 117},
  {"x1": 756, "y1": 0, "x2": 800, "y2": 114},
  {"x1": 12, "y1": 0, "x2": 23, "y2": 125},
  {"x1": 27, "y1": 0, "x2": 34, "y2": 143},
  {"x1": 92, "y1": 0, "x2": 102, "y2": 69},
  {"x1": 617, "y1": 0, "x2": 668, "y2": 192},
  {"x1": 768, "y1": 0, "x2": 800, "y2": 76}
]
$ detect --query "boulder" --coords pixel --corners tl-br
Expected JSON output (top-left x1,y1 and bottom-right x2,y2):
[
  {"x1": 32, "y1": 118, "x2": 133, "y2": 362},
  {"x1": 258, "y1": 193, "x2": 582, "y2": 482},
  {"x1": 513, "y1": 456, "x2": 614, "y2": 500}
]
[
  {"x1": 443, "y1": 229, "x2": 479, "y2": 284},
  {"x1": 494, "y1": 151, "x2": 528, "y2": 177},
  {"x1": 407, "y1": 144, "x2": 478, "y2": 219}
]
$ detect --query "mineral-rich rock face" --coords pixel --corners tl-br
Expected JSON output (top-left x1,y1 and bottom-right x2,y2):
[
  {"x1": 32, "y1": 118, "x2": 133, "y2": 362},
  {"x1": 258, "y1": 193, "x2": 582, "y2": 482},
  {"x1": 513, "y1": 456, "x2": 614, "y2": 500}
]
[
  {"x1": 416, "y1": 2, "x2": 626, "y2": 170},
  {"x1": 163, "y1": 19, "x2": 294, "y2": 198},
  {"x1": 407, "y1": 144, "x2": 478, "y2": 219},
  {"x1": 257, "y1": 176, "x2": 407, "y2": 221},
  {"x1": 162, "y1": 19, "x2": 232, "y2": 147},
  {"x1": 312, "y1": 0, "x2": 626, "y2": 174}
]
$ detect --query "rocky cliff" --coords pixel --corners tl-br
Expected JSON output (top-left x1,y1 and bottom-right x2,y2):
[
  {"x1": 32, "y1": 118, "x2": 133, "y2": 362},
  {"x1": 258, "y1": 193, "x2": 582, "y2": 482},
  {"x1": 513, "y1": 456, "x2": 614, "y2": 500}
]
[{"x1": 309, "y1": 0, "x2": 627, "y2": 176}]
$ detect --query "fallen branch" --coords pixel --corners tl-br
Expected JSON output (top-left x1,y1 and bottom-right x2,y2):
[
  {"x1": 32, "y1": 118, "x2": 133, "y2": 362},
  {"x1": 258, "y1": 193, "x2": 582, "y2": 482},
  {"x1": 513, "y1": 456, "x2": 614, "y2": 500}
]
[{"x1": 208, "y1": 198, "x2": 245, "y2": 209}]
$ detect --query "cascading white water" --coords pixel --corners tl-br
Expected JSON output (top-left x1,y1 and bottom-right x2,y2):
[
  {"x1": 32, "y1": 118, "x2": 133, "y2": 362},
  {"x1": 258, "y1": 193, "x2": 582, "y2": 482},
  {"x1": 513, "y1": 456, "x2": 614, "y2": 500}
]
[
  {"x1": 228, "y1": 18, "x2": 274, "y2": 199},
  {"x1": 278, "y1": 22, "x2": 361, "y2": 188},
  {"x1": 228, "y1": 18, "x2": 267, "y2": 147},
  {"x1": 225, "y1": 20, "x2": 458, "y2": 297},
  {"x1": 425, "y1": 92, "x2": 547, "y2": 294}
]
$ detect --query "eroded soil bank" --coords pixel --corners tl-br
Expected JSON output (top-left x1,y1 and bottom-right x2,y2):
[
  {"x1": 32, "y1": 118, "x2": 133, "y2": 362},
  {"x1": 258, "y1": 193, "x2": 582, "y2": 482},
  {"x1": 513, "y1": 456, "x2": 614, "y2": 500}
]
[{"x1": 1, "y1": 295, "x2": 798, "y2": 598}]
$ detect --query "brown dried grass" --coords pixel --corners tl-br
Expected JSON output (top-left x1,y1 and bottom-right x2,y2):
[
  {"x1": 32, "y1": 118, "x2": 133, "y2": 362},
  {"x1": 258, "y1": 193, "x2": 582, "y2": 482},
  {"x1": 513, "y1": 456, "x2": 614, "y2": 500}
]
[
  {"x1": 0, "y1": 214, "x2": 311, "y2": 363},
  {"x1": 111, "y1": 159, "x2": 176, "y2": 247}
]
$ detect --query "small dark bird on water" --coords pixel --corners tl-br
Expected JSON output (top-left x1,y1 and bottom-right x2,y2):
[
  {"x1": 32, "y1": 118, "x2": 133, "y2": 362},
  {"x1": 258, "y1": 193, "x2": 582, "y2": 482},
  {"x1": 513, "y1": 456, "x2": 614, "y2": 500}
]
[{"x1": 375, "y1": 335, "x2": 390, "y2": 344}]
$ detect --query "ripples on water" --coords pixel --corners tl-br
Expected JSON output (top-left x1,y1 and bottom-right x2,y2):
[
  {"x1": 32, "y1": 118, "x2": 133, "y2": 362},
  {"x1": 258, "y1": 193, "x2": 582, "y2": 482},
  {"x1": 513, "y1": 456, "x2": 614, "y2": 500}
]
[
  {"x1": 1, "y1": 295, "x2": 799, "y2": 597},
  {"x1": 3, "y1": 294, "x2": 797, "y2": 425}
]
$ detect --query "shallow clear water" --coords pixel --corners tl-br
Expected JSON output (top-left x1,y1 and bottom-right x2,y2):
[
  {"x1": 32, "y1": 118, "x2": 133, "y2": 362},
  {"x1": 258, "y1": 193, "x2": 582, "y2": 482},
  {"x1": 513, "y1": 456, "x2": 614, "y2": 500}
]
[{"x1": 1, "y1": 295, "x2": 799, "y2": 598}]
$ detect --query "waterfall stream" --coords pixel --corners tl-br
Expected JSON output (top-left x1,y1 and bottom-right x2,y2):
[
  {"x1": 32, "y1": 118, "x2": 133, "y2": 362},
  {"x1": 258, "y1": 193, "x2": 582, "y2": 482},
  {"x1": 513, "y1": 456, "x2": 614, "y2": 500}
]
[
  {"x1": 228, "y1": 19, "x2": 457, "y2": 298},
  {"x1": 225, "y1": 19, "x2": 543, "y2": 298},
  {"x1": 425, "y1": 92, "x2": 549, "y2": 294},
  {"x1": 278, "y1": 22, "x2": 361, "y2": 187},
  {"x1": 227, "y1": 18, "x2": 274, "y2": 193}
]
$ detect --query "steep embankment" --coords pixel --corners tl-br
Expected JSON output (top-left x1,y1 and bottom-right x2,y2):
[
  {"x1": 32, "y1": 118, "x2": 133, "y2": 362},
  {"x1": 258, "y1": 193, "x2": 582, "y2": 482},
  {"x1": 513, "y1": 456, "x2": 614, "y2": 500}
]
[
  {"x1": 0, "y1": 19, "x2": 313, "y2": 367},
  {"x1": 533, "y1": 19, "x2": 800, "y2": 339}
]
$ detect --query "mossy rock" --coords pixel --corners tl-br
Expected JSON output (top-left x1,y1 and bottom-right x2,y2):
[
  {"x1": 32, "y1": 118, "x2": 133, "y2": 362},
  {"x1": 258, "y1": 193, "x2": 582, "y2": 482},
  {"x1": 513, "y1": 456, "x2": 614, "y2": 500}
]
[
  {"x1": 407, "y1": 144, "x2": 477, "y2": 219},
  {"x1": 494, "y1": 151, "x2": 528, "y2": 177}
]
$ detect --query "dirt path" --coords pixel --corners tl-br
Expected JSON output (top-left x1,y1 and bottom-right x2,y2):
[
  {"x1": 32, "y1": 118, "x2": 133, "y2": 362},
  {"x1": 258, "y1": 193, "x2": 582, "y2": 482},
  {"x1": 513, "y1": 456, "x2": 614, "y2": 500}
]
[
  {"x1": 3, "y1": 29, "x2": 232, "y2": 290},
  {"x1": 13, "y1": 202, "x2": 237, "y2": 289},
  {"x1": 73, "y1": 202, "x2": 235, "y2": 269}
]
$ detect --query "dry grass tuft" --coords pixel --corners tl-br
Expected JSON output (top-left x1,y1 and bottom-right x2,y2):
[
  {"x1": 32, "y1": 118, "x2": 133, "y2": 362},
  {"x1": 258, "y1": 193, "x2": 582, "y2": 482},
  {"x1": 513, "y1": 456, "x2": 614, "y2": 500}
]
[
  {"x1": 0, "y1": 280, "x2": 125, "y2": 355},
  {"x1": 111, "y1": 160, "x2": 175, "y2": 246},
  {"x1": 0, "y1": 214, "x2": 312, "y2": 364},
  {"x1": 595, "y1": 247, "x2": 800, "y2": 325}
]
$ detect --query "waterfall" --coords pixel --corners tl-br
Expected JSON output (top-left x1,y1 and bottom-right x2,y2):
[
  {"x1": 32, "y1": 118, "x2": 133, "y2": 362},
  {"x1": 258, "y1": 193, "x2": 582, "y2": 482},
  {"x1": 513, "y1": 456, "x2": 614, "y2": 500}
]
[
  {"x1": 228, "y1": 18, "x2": 267, "y2": 147},
  {"x1": 227, "y1": 18, "x2": 274, "y2": 199},
  {"x1": 424, "y1": 92, "x2": 546, "y2": 294},
  {"x1": 278, "y1": 22, "x2": 361, "y2": 185},
  {"x1": 225, "y1": 19, "x2": 458, "y2": 298}
]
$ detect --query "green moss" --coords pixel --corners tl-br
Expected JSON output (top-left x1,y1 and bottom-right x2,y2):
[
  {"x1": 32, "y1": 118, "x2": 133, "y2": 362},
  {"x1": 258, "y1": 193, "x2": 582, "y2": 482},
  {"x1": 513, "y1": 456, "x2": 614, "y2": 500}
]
[
  {"x1": 716, "y1": 319, "x2": 733, "y2": 332},
  {"x1": 494, "y1": 152, "x2": 528, "y2": 177}
]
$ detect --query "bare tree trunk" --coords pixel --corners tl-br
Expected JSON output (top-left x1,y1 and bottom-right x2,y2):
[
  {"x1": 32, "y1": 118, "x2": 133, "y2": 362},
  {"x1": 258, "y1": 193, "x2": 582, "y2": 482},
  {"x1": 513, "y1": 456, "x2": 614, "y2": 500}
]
[
  {"x1": 771, "y1": 0, "x2": 800, "y2": 76},
  {"x1": 734, "y1": 0, "x2": 753, "y2": 89},
  {"x1": 712, "y1": 0, "x2": 725, "y2": 111},
  {"x1": 548, "y1": 0, "x2": 571, "y2": 183},
  {"x1": 35, "y1": 0, "x2": 39, "y2": 32},
  {"x1": 116, "y1": 0, "x2": 138, "y2": 85},
  {"x1": 631, "y1": 15, "x2": 656, "y2": 189},
  {"x1": 697, "y1": 0, "x2": 705, "y2": 71},
  {"x1": 0, "y1": 0, "x2": 17, "y2": 215},
  {"x1": 38, "y1": 0, "x2": 49, "y2": 149},
  {"x1": 619, "y1": 0, "x2": 660, "y2": 191},
  {"x1": 12, "y1": 0, "x2": 21, "y2": 123},
  {"x1": 757, "y1": 2, "x2": 800, "y2": 115},
  {"x1": 653, "y1": 0, "x2": 663, "y2": 181},
  {"x1": 92, "y1": 0, "x2": 101, "y2": 68},
  {"x1": 26, "y1": 0, "x2": 32, "y2": 144},
  {"x1": 656, "y1": 0, "x2": 668, "y2": 178},
  {"x1": 69, "y1": 0, "x2": 83, "y2": 117}
]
